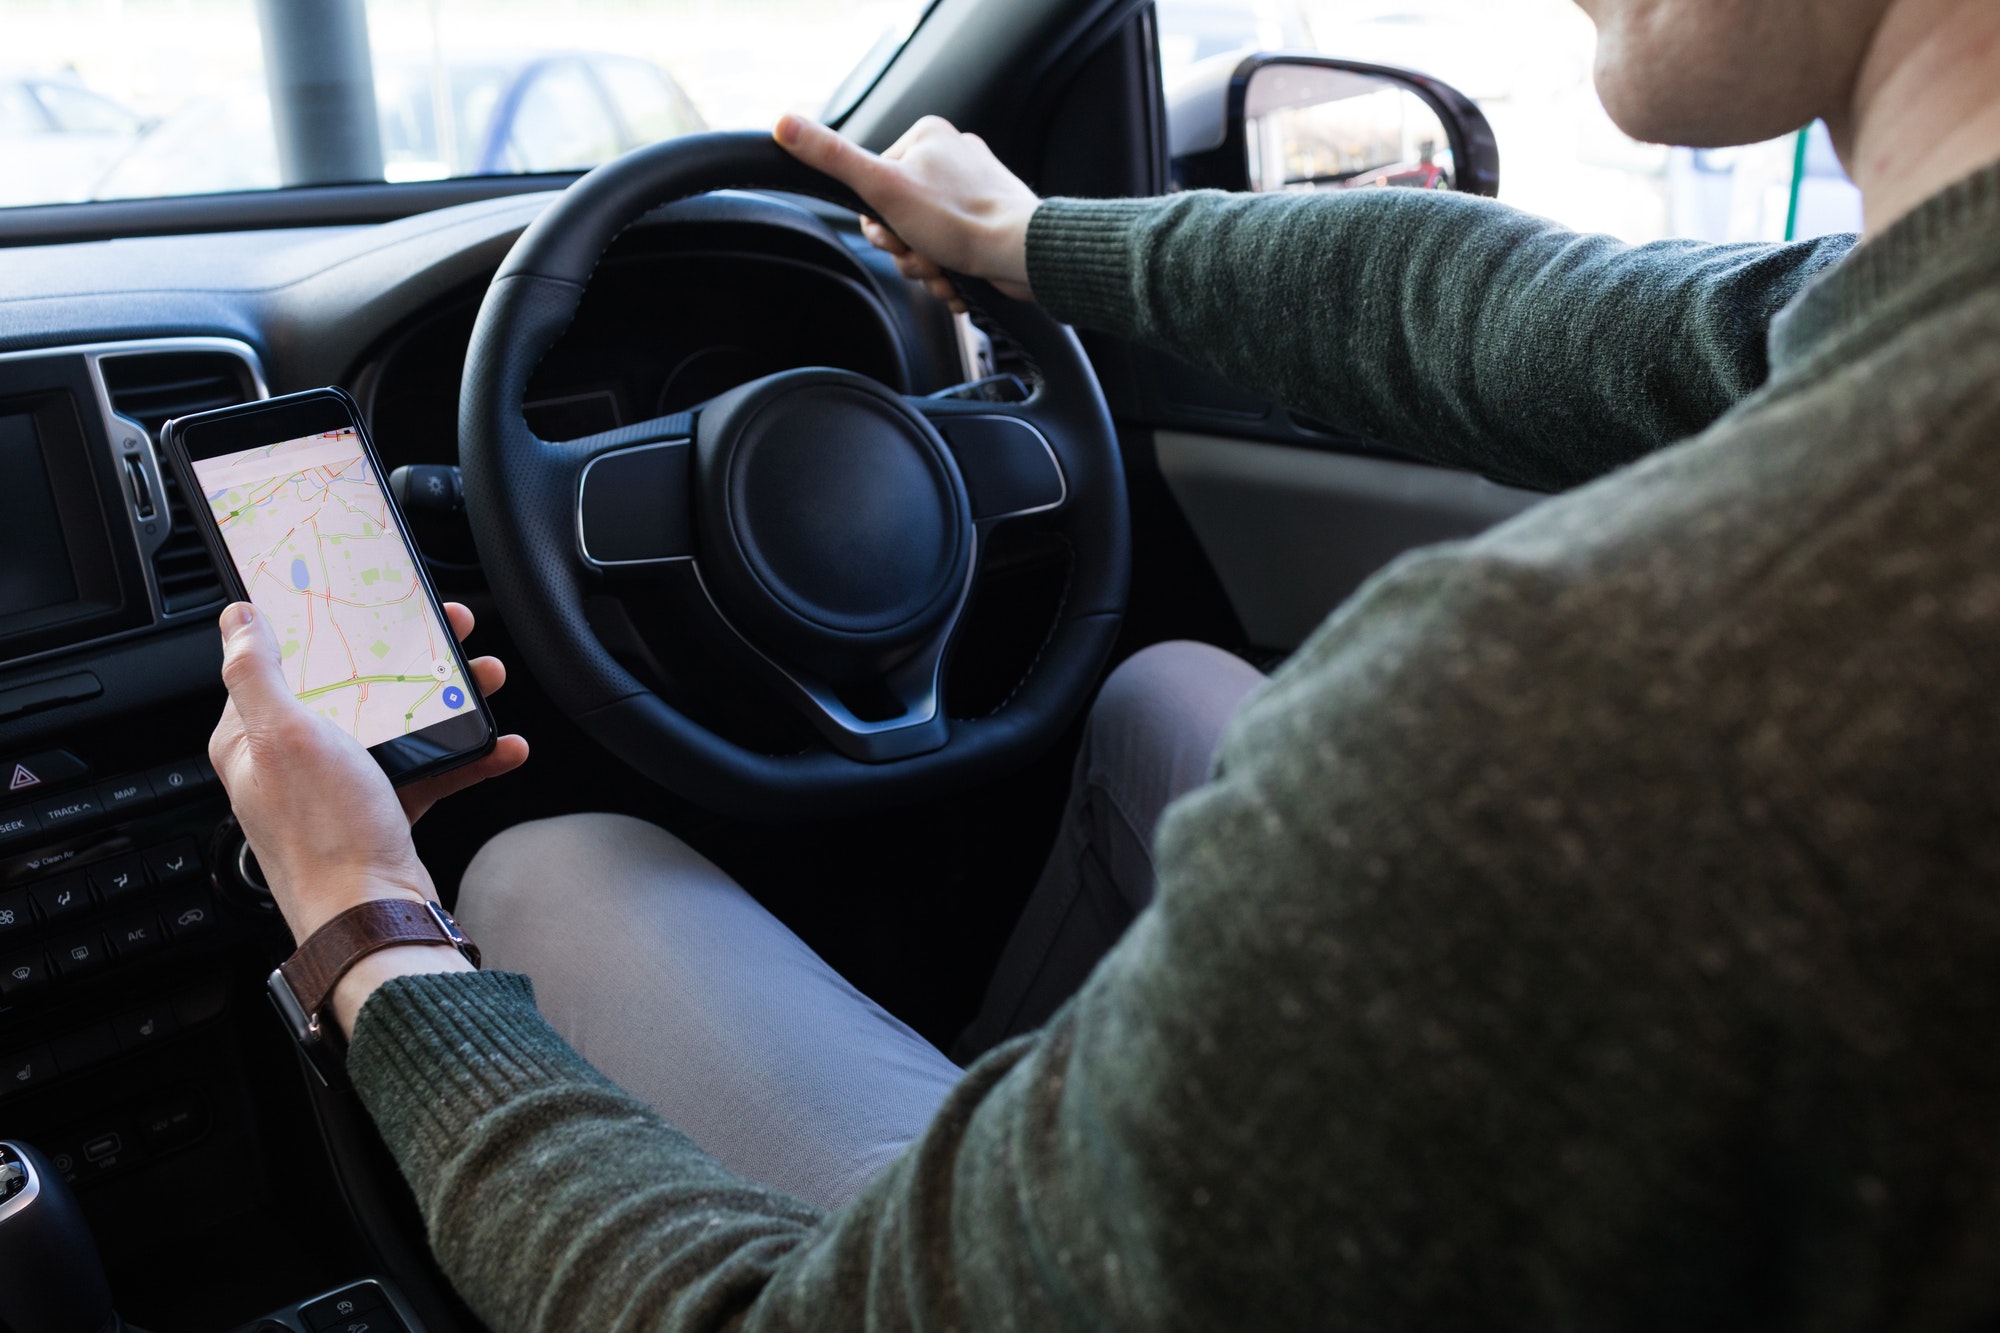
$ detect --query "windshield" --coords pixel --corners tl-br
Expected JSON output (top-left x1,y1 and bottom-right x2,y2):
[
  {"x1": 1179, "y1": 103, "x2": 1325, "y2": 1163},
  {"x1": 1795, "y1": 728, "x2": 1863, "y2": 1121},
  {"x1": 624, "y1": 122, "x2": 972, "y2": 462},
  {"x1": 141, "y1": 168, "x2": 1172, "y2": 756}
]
[{"x1": 4, "y1": 0, "x2": 934, "y2": 209}]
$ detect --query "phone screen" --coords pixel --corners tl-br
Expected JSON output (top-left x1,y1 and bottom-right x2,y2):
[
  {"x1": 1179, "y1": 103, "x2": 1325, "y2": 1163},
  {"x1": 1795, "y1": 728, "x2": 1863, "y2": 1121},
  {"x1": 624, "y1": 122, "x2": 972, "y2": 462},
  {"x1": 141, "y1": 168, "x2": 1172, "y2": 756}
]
[{"x1": 191, "y1": 426, "x2": 476, "y2": 751}]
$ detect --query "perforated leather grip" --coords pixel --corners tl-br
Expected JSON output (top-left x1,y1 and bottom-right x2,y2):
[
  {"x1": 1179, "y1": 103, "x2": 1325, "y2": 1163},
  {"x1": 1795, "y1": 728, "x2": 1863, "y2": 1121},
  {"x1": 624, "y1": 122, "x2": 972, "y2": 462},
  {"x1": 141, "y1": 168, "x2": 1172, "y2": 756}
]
[{"x1": 278, "y1": 898, "x2": 480, "y2": 1022}]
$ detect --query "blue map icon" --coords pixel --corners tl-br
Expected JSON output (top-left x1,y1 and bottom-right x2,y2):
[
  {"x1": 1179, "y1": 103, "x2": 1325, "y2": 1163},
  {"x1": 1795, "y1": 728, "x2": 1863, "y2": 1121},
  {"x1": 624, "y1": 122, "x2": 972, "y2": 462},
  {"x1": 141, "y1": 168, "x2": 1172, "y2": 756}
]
[{"x1": 442, "y1": 686, "x2": 465, "y2": 710}]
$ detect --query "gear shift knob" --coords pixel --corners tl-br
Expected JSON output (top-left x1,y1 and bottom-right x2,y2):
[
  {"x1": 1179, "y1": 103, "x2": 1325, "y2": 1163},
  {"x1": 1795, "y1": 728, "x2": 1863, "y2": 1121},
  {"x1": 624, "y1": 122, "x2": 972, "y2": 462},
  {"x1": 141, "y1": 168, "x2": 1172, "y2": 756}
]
[{"x1": 0, "y1": 1141, "x2": 120, "y2": 1333}]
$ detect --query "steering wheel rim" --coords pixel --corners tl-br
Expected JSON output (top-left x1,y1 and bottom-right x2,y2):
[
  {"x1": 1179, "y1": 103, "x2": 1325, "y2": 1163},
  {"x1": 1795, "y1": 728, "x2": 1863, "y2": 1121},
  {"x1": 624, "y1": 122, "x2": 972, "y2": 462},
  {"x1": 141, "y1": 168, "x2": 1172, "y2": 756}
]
[{"x1": 459, "y1": 130, "x2": 1130, "y2": 820}]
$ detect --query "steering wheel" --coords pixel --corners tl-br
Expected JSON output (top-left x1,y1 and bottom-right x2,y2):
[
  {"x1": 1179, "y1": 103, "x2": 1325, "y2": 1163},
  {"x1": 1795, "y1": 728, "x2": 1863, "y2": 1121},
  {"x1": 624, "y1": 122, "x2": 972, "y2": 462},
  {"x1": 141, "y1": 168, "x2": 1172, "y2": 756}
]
[{"x1": 459, "y1": 131, "x2": 1130, "y2": 820}]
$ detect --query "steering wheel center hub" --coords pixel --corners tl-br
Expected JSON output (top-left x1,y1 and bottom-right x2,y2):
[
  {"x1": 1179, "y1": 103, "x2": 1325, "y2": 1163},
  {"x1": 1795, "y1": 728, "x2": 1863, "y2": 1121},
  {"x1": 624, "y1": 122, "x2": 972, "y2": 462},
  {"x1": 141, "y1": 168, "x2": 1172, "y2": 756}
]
[{"x1": 695, "y1": 369, "x2": 972, "y2": 683}]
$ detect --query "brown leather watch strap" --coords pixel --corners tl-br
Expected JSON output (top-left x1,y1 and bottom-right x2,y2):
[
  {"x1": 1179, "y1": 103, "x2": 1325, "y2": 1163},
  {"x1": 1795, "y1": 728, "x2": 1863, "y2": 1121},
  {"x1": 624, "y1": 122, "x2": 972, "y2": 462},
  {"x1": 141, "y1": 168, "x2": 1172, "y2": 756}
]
[{"x1": 279, "y1": 898, "x2": 481, "y2": 1024}]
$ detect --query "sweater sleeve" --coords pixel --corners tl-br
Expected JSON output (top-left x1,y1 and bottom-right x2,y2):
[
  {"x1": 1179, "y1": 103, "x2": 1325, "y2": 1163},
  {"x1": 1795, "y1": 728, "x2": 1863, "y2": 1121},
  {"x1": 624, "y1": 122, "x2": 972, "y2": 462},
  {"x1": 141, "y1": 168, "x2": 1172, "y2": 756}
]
[
  {"x1": 345, "y1": 531, "x2": 1773, "y2": 1331},
  {"x1": 1026, "y1": 190, "x2": 1853, "y2": 491},
  {"x1": 342, "y1": 526, "x2": 1755, "y2": 1333}
]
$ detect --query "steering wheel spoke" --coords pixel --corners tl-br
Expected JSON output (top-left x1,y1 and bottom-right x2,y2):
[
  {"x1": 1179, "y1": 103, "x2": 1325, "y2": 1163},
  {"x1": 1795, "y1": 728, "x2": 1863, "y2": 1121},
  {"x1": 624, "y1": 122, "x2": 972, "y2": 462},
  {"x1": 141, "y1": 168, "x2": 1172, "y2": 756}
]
[
  {"x1": 568, "y1": 414, "x2": 696, "y2": 575},
  {"x1": 691, "y1": 564, "x2": 960, "y2": 763},
  {"x1": 911, "y1": 397, "x2": 1069, "y2": 524}
]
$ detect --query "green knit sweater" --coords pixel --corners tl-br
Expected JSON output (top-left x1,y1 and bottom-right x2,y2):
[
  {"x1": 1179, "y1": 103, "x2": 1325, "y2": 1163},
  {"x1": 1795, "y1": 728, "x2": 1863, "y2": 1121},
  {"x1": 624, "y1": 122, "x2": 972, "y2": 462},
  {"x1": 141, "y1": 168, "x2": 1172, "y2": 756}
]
[{"x1": 350, "y1": 164, "x2": 2000, "y2": 1330}]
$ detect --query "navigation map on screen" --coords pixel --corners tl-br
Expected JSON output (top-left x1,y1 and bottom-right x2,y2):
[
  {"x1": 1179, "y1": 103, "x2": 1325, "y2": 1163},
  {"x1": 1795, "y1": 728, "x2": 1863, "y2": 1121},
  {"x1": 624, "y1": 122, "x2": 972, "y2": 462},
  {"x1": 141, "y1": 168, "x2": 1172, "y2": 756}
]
[{"x1": 193, "y1": 427, "x2": 470, "y2": 749}]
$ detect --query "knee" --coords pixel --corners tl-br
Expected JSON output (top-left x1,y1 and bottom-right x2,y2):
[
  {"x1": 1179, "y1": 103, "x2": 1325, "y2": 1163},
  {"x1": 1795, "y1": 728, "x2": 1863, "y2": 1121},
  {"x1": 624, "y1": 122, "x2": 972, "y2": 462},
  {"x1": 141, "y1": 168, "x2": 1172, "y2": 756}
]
[
  {"x1": 1089, "y1": 641, "x2": 1264, "y2": 760},
  {"x1": 458, "y1": 812, "x2": 687, "y2": 927}
]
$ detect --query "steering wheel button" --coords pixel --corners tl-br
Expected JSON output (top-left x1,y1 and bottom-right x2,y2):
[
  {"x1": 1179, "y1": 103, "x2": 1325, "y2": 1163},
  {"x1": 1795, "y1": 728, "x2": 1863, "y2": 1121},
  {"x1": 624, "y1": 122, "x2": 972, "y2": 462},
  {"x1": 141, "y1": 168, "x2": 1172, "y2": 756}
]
[{"x1": 30, "y1": 873, "x2": 91, "y2": 922}]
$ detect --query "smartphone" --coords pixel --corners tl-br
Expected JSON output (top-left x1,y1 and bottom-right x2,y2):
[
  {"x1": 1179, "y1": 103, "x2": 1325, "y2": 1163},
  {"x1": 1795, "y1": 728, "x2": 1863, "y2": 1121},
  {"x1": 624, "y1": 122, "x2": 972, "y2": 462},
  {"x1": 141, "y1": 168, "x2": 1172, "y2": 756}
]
[{"x1": 162, "y1": 387, "x2": 496, "y2": 787}]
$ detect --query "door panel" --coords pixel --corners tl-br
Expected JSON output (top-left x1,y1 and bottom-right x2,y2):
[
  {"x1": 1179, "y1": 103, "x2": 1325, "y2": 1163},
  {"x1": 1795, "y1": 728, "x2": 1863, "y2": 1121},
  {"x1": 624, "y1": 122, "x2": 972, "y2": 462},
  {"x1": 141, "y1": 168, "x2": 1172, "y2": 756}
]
[{"x1": 1156, "y1": 430, "x2": 1543, "y2": 650}]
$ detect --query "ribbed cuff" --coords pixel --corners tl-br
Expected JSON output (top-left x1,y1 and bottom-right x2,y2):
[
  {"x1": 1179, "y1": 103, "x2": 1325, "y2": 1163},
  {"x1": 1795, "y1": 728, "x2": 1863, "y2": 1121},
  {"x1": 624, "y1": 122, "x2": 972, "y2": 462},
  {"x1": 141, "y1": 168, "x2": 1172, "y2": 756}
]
[
  {"x1": 348, "y1": 971, "x2": 612, "y2": 1184},
  {"x1": 1026, "y1": 196, "x2": 1172, "y2": 337}
]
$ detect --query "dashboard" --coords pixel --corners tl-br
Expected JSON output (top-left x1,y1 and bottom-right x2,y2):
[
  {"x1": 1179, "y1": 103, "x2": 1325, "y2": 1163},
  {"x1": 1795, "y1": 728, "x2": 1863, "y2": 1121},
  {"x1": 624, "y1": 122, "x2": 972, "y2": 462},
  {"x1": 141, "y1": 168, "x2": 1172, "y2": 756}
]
[{"x1": 0, "y1": 187, "x2": 999, "y2": 1242}]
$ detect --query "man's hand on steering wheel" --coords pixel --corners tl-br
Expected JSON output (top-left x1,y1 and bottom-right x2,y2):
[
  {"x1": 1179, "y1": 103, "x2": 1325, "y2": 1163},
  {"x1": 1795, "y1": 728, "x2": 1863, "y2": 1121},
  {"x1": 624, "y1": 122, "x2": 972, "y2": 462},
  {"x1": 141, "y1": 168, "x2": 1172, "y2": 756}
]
[{"x1": 774, "y1": 114, "x2": 1039, "y2": 314}]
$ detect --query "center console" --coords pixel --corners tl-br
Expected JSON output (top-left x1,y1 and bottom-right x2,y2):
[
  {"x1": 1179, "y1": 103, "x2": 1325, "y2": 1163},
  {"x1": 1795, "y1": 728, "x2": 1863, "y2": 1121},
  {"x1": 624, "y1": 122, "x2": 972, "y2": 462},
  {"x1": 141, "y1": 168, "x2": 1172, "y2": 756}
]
[{"x1": 0, "y1": 338, "x2": 475, "y2": 1332}]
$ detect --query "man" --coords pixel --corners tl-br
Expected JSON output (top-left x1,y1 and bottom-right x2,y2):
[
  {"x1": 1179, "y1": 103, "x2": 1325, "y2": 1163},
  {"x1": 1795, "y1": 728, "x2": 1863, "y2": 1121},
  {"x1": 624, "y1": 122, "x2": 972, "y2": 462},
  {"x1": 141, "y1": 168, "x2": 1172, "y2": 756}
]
[{"x1": 212, "y1": 0, "x2": 2000, "y2": 1325}]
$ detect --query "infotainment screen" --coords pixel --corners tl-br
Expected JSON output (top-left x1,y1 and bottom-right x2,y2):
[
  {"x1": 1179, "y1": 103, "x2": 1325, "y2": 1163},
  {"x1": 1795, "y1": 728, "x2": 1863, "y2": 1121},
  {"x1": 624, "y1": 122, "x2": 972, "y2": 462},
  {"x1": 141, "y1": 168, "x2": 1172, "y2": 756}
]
[
  {"x1": 190, "y1": 426, "x2": 475, "y2": 751},
  {"x1": 0, "y1": 412, "x2": 82, "y2": 619}
]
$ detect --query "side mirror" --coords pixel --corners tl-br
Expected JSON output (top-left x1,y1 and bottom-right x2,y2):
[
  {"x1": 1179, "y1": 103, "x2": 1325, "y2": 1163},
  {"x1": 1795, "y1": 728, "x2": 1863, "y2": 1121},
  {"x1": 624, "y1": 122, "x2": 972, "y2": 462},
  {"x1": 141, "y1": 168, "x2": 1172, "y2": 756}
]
[{"x1": 1170, "y1": 53, "x2": 1500, "y2": 198}]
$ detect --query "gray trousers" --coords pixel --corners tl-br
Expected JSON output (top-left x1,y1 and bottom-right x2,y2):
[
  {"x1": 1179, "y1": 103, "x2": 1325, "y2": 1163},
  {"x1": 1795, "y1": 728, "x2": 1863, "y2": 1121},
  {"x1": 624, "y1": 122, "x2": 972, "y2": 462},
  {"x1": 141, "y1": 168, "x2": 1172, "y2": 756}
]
[{"x1": 455, "y1": 641, "x2": 1264, "y2": 1210}]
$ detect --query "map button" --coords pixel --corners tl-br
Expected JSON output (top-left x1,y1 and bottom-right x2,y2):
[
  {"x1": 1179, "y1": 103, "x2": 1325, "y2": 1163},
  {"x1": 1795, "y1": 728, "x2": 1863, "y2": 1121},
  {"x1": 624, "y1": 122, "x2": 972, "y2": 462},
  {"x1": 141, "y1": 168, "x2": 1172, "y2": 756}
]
[{"x1": 98, "y1": 774, "x2": 156, "y2": 817}]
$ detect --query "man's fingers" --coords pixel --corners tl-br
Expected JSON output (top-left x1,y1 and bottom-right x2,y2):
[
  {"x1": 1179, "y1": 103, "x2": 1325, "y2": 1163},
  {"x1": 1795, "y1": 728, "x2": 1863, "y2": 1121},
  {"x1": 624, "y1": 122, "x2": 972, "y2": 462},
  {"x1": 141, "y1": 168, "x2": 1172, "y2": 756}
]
[
  {"x1": 397, "y1": 734, "x2": 530, "y2": 825},
  {"x1": 469, "y1": 655, "x2": 506, "y2": 698},
  {"x1": 774, "y1": 115, "x2": 895, "y2": 200},
  {"x1": 860, "y1": 217, "x2": 909, "y2": 255},
  {"x1": 216, "y1": 604, "x2": 298, "y2": 731},
  {"x1": 445, "y1": 601, "x2": 474, "y2": 643}
]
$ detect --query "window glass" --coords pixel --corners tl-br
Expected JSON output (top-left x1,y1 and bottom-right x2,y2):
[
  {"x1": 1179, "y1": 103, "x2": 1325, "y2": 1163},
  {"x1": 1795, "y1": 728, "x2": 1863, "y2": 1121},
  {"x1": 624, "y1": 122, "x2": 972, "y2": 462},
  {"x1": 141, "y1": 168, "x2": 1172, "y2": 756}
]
[
  {"x1": 595, "y1": 56, "x2": 705, "y2": 147},
  {"x1": 3, "y1": 0, "x2": 933, "y2": 208},
  {"x1": 502, "y1": 60, "x2": 623, "y2": 174},
  {"x1": 0, "y1": 83, "x2": 49, "y2": 137},
  {"x1": 1157, "y1": 0, "x2": 1863, "y2": 243},
  {"x1": 32, "y1": 81, "x2": 143, "y2": 135}
]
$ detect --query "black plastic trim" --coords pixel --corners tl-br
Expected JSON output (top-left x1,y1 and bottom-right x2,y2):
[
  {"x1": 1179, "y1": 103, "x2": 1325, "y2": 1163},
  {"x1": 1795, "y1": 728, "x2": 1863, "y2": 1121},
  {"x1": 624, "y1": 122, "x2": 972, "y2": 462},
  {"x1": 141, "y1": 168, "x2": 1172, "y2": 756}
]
[{"x1": 0, "y1": 174, "x2": 586, "y2": 250}]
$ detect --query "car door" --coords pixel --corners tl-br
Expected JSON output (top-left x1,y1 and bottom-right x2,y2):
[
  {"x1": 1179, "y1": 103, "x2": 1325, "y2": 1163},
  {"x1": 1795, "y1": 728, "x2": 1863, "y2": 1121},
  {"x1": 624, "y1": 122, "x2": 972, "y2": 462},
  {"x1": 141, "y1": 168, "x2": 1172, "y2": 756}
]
[{"x1": 1107, "y1": 7, "x2": 1546, "y2": 658}]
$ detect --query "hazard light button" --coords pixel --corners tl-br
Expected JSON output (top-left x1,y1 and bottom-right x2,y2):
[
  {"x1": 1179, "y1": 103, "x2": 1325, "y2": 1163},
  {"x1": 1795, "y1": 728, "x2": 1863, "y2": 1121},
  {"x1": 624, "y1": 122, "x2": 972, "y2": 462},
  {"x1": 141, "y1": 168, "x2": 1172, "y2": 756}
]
[{"x1": 2, "y1": 749, "x2": 89, "y2": 796}]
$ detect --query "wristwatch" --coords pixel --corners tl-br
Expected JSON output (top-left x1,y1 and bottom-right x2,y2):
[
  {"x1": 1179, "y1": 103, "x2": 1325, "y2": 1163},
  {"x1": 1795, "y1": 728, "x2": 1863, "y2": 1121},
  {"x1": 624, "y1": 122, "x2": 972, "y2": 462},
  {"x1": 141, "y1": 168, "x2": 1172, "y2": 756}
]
[{"x1": 268, "y1": 898, "x2": 481, "y2": 1084}]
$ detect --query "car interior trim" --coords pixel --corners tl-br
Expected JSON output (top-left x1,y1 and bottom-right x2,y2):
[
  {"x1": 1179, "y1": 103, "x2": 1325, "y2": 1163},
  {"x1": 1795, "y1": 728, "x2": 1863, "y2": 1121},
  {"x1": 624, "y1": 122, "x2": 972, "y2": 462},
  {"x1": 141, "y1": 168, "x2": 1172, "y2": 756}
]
[{"x1": 1156, "y1": 430, "x2": 1544, "y2": 650}]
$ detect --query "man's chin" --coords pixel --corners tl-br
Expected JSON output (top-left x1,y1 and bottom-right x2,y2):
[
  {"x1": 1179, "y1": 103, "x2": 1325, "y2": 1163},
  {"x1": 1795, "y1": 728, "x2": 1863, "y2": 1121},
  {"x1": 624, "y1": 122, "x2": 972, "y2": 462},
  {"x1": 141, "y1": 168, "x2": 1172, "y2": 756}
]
[{"x1": 1596, "y1": 64, "x2": 1813, "y2": 151}]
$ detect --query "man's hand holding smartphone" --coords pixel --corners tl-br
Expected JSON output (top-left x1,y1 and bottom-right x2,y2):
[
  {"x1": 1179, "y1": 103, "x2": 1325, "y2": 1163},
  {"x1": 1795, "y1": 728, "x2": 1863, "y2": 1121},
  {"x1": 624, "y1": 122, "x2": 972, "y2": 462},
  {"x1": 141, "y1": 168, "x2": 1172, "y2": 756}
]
[{"x1": 209, "y1": 598, "x2": 528, "y2": 1037}]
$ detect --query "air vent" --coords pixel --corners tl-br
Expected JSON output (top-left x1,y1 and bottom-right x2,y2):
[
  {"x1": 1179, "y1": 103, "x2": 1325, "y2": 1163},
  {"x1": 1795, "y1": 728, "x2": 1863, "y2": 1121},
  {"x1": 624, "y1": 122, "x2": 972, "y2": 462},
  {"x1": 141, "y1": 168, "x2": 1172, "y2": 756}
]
[{"x1": 100, "y1": 352, "x2": 259, "y2": 615}]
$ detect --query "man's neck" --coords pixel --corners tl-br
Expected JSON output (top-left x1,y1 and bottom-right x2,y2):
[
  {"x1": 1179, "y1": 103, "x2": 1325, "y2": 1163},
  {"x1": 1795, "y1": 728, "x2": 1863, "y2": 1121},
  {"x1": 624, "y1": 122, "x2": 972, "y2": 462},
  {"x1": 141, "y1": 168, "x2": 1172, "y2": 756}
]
[{"x1": 1839, "y1": 0, "x2": 2000, "y2": 235}]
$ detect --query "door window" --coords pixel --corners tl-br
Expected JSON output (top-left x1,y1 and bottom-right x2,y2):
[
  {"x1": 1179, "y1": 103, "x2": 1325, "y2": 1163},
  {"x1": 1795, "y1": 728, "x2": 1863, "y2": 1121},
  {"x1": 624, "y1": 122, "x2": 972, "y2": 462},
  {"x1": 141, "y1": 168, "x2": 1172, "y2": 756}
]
[{"x1": 1156, "y1": 0, "x2": 1862, "y2": 243}]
